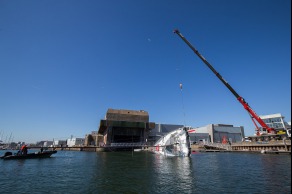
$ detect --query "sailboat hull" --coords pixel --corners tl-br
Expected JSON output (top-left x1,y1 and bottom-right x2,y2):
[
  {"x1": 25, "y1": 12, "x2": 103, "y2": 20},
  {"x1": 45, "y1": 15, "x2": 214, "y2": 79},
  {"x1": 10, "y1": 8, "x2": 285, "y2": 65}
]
[{"x1": 153, "y1": 128, "x2": 191, "y2": 157}]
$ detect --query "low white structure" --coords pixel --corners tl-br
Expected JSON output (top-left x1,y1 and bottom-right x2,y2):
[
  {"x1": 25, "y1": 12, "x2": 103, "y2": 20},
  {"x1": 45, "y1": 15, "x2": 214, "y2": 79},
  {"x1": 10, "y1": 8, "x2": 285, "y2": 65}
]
[
  {"x1": 36, "y1": 141, "x2": 53, "y2": 147},
  {"x1": 67, "y1": 138, "x2": 85, "y2": 147},
  {"x1": 53, "y1": 140, "x2": 67, "y2": 147}
]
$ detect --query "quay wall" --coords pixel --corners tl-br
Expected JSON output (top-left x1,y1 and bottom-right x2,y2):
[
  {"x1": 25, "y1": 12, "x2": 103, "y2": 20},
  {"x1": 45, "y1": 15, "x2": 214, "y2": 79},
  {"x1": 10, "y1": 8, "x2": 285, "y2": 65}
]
[
  {"x1": 54, "y1": 146, "x2": 105, "y2": 152},
  {"x1": 29, "y1": 140, "x2": 291, "y2": 154},
  {"x1": 231, "y1": 140, "x2": 291, "y2": 152},
  {"x1": 29, "y1": 146, "x2": 105, "y2": 152}
]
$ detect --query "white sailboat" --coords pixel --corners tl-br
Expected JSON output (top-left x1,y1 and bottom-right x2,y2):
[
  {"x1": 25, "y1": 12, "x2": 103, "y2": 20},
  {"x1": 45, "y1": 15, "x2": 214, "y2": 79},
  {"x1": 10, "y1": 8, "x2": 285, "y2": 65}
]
[{"x1": 153, "y1": 127, "x2": 191, "y2": 157}]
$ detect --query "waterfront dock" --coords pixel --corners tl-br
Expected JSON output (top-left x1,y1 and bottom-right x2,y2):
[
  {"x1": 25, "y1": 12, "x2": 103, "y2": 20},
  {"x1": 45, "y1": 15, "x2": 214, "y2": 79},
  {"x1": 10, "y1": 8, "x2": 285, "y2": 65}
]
[
  {"x1": 191, "y1": 140, "x2": 291, "y2": 154},
  {"x1": 231, "y1": 140, "x2": 291, "y2": 153},
  {"x1": 26, "y1": 139, "x2": 291, "y2": 155}
]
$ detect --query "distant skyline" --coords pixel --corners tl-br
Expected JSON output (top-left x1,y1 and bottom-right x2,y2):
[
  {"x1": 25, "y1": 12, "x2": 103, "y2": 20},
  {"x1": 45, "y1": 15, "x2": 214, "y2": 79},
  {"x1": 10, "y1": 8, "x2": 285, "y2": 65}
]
[{"x1": 0, "y1": 0, "x2": 291, "y2": 143}]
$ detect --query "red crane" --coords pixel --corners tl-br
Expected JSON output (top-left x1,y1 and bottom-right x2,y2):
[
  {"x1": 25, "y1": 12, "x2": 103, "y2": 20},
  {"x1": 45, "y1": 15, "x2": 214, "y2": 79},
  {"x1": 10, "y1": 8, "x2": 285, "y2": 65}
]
[{"x1": 174, "y1": 29, "x2": 275, "y2": 136}]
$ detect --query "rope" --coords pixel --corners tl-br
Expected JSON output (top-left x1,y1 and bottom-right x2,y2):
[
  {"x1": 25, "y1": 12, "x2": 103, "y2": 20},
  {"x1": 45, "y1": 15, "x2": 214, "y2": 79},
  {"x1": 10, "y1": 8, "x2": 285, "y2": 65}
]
[{"x1": 180, "y1": 86, "x2": 186, "y2": 127}]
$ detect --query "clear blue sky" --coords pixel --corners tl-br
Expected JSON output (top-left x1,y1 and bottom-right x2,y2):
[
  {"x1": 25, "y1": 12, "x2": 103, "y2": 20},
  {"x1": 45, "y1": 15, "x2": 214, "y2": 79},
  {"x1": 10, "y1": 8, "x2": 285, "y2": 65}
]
[{"x1": 0, "y1": 0, "x2": 291, "y2": 143}]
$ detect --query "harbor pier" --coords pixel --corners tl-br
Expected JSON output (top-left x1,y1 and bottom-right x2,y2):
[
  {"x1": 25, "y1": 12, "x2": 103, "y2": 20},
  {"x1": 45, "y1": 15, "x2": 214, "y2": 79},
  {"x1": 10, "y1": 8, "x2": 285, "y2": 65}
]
[
  {"x1": 28, "y1": 139, "x2": 291, "y2": 155},
  {"x1": 191, "y1": 140, "x2": 291, "y2": 154},
  {"x1": 231, "y1": 140, "x2": 291, "y2": 154}
]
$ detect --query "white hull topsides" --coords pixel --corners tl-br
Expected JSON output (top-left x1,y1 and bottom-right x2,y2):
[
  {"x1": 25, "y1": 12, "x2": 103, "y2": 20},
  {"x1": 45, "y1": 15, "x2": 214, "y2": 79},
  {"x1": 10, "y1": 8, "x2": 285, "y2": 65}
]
[{"x1": 153, "y1": 127, "x2": 191, "y2": 157}]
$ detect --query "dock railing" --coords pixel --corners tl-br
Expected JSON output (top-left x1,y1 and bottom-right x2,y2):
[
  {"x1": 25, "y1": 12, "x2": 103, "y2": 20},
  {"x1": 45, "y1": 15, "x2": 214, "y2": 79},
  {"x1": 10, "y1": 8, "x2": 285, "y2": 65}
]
[{"x1": 109, "y1": 143, "x2": 146, "y2": 147}]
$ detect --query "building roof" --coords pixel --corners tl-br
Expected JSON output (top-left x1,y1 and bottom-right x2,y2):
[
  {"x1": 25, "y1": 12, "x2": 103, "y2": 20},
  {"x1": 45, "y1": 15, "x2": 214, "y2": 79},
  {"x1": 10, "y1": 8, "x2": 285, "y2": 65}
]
[
  {"x1": 259, "y1": 113, "x2": 284, "y2": 119},
  {"x1": 105, "y1": 108, "x2": 149, "y2": 122}
]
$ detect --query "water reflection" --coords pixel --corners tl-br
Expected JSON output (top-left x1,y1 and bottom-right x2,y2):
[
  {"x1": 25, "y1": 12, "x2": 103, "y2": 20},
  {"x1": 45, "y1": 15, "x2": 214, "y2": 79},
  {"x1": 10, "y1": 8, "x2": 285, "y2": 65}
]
[
  {"x1": 90, "y1": 152, "x2": 195, "y2": 193},
  {"x1": 0, "y1": 151, "x2": 290, "y2": 194},
  {"x1": 92, "y1": 152, "x2": 154, "y2": 193},
  {"x1": 151, "y1": 154, "x2": 195, "y2": 193}
]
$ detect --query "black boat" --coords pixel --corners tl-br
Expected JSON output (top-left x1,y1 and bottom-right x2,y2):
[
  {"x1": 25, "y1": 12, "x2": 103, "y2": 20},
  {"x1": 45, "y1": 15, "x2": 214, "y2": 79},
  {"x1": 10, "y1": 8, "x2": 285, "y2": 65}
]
[{"x1": 0, "y1": 150, "x2": 57, "y2": 160}]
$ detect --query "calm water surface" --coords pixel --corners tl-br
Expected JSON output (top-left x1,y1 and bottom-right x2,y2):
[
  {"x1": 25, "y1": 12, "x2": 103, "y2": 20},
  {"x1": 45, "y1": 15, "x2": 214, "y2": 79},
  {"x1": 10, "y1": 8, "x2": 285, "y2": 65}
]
[{"x1": 0, "y1": 150, "x2": 290, "y2": 194}]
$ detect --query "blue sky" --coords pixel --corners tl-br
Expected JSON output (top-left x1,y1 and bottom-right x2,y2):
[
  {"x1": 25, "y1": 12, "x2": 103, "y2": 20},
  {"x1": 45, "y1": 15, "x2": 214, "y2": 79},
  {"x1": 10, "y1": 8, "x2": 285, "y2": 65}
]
[{"x1": 0, "y1": 0, "x2": 291, "y2": 143}]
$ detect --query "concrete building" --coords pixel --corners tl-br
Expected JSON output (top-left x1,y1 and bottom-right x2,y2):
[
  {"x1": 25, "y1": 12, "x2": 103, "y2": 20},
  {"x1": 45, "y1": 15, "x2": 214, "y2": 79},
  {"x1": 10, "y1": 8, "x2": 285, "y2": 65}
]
[
  {"x1": 148, "y1": 123, "x2": 244, "y2": 144},
  {"x1": 189, "y1": 124, "x2": 245, "y2": 143},
  {"x1": 67, "y1": 138, "x2": 85, "y2": 147},
  {"x1": 53, "y1": 140, "x2": 67, "y2": 147},
  {"x1": 36, "y1": 141, "x2": 53, "y2": 147},
  {"x1": 84, "y1": 131, "x2": 103, "y2": 146},
  {"x1": 188, "y1": 131, "x2": 210, "y2": 145},
  {"x1": 259, "y1": 113, "x2": 291, "y2": 137},
  {"x1": 97, "y1": 109, "x2": 155, "y2": 147},
  {"x1": 95, "y1": 108, "x2": 247, "y2": 147}
]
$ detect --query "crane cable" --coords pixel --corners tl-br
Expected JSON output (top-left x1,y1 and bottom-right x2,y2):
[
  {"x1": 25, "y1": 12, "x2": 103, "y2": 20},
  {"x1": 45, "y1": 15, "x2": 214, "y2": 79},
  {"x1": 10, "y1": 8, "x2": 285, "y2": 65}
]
[
  {"x1": 179, "y1": 83, "x2": 186, "y2": 127},
  {"x1": 176, "y1": 49, "x2": 187, "y2": 127},
  {"x1": 176, "y1": 55, "x2": 186, "y2": 127}
]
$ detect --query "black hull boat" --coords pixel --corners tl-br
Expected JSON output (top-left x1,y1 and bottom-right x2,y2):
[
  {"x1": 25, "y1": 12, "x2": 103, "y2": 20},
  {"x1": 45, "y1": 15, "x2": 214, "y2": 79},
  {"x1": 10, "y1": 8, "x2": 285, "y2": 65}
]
[{"x1": 1, "y1": 150, "x2": 57, "y2": 160}]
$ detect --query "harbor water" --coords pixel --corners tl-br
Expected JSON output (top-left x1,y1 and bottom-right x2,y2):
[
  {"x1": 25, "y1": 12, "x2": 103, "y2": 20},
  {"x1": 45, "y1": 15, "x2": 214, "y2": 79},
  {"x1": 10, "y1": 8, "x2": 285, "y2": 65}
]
[{"x1": 0, "y1": 150, "x2": 291, "y2": 194}]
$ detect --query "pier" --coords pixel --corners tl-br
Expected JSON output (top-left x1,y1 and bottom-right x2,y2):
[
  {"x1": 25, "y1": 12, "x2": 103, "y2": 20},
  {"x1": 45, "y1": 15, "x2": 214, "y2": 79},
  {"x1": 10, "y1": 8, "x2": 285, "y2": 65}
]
[
  {"x1": 231, "y1": 140, "x2": 291, "y2": 154},
  {"x1": 26, "y1": 139, "x2": 291, "y2": 155},
  {"x1": 190, "y1": 140, "x2": 291, "y2": 154}
]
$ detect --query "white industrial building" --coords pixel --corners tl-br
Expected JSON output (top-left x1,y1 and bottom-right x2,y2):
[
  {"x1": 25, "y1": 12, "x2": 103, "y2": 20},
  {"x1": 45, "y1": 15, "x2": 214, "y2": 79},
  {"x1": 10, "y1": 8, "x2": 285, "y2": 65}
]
[
  {"x1": 36, "y1": 141, "x2": 53, "y2": 147},
  {"x1": 148, "y1": 123, "x2": 245, "y2": 145},
  {"x1": 67, "y1": 138, "x2": 85, "y2": 147},
  {"x1": 53, "y1": 140, "x2": 67, "y2": 147},
  {"x1": 189, "y1": 124, "x2": 245, "y2": 143},
  {"x1": 259, "y1": 113, "x2": 291, "y2": 137}
]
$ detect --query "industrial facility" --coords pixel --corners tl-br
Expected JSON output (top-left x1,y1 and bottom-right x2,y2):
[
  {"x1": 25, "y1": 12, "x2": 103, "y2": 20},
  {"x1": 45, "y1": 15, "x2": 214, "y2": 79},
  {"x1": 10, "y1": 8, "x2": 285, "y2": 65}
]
[
  {"x1": 259, "y1": 113, "x2": 291, "y2": 137},
  {"x1": 188, "y1": 124, "x2": 245, "y2": 144},
  {"x1": 83, "y1": 108, "x2": 247, "y2": 150},
  {"x1": 96, "y1": 109, "x2": 155, "y2": 149}
]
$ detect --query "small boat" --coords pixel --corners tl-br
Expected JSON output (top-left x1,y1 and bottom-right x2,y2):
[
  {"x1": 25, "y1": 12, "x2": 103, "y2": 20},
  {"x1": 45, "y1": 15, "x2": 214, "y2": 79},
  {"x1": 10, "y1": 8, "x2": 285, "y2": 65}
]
[
  {"x1": 1, "y1": 150, "x2": 57, "y2": 160},
  {"x1": 153, "y1": 127, "x2": 191, "y2": 157}
]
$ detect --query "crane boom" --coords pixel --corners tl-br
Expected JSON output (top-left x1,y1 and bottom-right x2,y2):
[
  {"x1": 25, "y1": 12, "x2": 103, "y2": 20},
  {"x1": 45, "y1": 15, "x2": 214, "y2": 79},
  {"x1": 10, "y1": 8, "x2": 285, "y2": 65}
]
[{"x1": 173, "y1": 29, "x2": 274, "y2": 135}]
